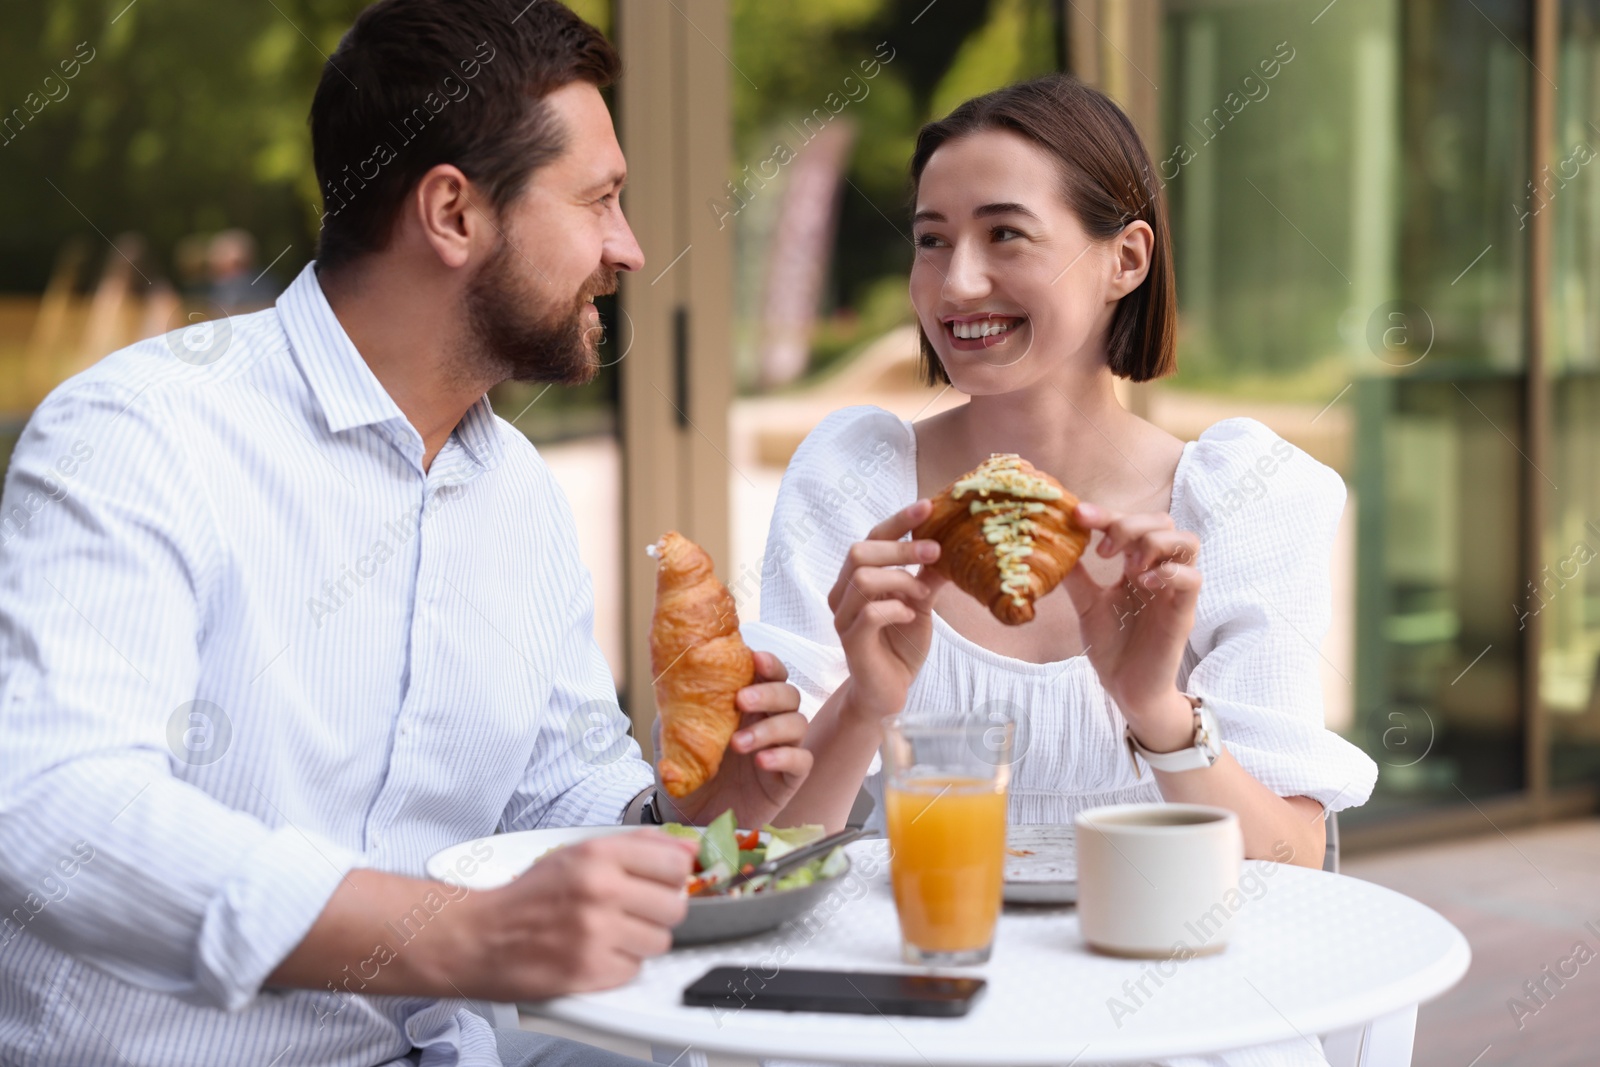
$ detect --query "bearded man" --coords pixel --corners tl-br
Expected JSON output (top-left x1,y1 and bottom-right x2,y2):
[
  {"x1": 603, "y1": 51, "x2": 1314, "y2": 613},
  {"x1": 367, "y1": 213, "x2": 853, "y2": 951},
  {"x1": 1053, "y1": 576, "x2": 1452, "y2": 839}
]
[{"x1": 0, "y1": 3, "x2": 811, "y2": 1065}]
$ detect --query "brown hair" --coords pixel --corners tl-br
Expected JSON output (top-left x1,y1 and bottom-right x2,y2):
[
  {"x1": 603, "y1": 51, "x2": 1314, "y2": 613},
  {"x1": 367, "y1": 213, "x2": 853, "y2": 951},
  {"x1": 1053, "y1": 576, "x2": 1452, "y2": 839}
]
[
  {"x1": 910, "y1": 73, "x2": 1177, "y2": 384},
  {"x1": 310, "y1": 0, "x2": 619, "y2": 273}
]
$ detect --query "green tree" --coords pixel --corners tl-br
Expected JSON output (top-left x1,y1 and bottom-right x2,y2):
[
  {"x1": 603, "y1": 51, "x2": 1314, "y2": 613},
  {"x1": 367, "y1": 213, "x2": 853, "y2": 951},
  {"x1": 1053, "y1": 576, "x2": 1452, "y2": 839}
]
[{"x1": 0, "y1": 0, "x2": 365, "y2": 290}]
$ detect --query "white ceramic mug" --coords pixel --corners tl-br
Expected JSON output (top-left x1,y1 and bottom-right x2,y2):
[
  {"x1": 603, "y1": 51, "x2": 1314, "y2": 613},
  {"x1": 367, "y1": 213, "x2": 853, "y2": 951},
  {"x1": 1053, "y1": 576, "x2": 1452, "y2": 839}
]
[{"x1": 1074, "y1": 803, "x2": 1243, "y2": 959}]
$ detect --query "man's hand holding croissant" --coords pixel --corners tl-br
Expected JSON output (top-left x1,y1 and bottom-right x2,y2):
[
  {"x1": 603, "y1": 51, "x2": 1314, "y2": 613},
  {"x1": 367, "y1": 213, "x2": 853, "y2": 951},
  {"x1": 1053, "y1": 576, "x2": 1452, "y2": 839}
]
[{"x1": 653, "y1": 651, "x2": 812, "y2": 828}]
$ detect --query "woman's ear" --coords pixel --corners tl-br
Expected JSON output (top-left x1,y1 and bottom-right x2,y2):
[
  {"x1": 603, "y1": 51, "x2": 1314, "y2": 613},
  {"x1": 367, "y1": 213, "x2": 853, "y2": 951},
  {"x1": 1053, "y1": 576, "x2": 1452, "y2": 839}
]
[{"x1": 1106, "y1": 219, "x2": 1154, "y2": 301}]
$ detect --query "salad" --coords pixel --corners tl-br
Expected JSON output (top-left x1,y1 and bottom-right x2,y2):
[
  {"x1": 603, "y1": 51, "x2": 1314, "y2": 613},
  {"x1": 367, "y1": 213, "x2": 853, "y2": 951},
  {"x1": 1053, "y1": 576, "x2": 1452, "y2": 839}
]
[{"x1": 663, "y1": 809, "x2": 848, "y2": 898}]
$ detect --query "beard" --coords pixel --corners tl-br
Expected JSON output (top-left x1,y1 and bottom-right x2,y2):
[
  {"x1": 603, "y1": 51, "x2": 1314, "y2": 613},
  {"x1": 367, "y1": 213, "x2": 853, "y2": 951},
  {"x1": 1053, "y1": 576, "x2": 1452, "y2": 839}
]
[{"x1": 462, "y1": 239, "x2": 618, "y2": 386}]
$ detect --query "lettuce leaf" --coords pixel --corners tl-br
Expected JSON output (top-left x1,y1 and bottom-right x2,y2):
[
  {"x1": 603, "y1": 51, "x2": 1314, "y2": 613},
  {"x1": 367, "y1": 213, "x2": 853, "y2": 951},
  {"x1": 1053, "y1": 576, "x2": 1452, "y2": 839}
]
[
  {"x1": 772, "y1": 844, "x2": 848, "y2": 891},
  {"x1": 773, "y1": 866, "x2": 817, "y2": 891},
  {"x1": 818, "y1": 845, "x2": 849, "y2": 879},
  {"x1": 699, "y1": 809, "x2": 741, "y2": 875},
  {"x1": 761, "y1": 822, "x2": 825, "y2": 862},
  {"x1": 661, "y1": 811, "x2": 845, "y2": 897},
  {"x1": 697, "y1": 859, "x2": 734, "y2": 893}
]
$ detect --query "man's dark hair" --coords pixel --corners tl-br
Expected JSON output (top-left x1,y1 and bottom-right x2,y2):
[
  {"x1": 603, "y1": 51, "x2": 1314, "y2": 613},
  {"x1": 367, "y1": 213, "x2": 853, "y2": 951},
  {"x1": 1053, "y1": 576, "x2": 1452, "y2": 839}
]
[
  {"x1": 310, "y1": 0, "x2": 619, "y2": 273},
  {"x1": 911, "y1": 73, "x2": 1177, "y2": 383}
]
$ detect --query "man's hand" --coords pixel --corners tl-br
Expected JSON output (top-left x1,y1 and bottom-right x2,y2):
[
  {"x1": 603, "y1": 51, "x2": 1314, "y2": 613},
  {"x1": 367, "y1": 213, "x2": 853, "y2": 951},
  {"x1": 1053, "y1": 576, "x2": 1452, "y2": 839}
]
[
  {"x1": 450, "y1": 830, "x2": 694, "y2": 999},
  {"x1": 660, "y1": 651, "x2": 813, "y2": 828},
  {"x1": 266, "y1": 831, "x2": 695, "y2": 1003}
]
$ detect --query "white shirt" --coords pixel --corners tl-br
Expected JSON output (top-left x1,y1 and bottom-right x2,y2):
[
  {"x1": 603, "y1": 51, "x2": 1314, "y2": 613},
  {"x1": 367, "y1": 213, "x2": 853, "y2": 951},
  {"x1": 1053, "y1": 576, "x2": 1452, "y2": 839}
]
[
  {"x1": 747, "y1": 405, "x2": 1378, "y2": 831},
  {"x1": 747, "y1": 406, "x2": 1375, "y2": 1067},
  {"x1": 0, "y1": 263, "x2": 652, "y2": 1067}
]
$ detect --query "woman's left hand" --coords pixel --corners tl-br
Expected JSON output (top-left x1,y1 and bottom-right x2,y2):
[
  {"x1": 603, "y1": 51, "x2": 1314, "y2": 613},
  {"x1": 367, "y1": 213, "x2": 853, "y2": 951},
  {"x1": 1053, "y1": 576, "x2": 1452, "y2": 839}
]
[{"x1": 1063, "y1": 502, "x2": 1202, "y2": 750}]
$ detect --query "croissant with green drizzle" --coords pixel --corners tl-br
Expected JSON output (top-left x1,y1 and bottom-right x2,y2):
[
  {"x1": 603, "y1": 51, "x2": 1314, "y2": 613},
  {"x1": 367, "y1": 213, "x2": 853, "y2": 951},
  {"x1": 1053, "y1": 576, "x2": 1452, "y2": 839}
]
[{"x1": 913, "y1": 454, "x2": 1092, "y2": 625}]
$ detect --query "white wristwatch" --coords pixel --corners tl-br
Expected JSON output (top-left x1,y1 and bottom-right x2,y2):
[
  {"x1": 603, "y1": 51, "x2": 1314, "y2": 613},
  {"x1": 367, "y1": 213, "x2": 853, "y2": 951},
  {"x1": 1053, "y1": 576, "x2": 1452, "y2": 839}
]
[{"x1": 1125, "y1": 694, "x2": 1223, "y2": 777}]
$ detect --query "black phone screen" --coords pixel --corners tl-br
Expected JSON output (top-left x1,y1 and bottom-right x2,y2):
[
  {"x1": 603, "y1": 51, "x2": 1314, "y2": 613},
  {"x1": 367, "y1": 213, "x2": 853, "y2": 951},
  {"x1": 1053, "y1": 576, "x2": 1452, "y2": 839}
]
[{"x1": 682, "y1": 965, "x2": 986, "y2": 1017}]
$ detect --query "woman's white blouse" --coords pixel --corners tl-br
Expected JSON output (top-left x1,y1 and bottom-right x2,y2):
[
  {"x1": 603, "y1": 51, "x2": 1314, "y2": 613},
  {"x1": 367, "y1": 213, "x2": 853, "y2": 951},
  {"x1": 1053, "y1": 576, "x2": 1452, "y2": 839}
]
[{"x1": 745, "y1": 405, "x2": 1378, "y2": 834}]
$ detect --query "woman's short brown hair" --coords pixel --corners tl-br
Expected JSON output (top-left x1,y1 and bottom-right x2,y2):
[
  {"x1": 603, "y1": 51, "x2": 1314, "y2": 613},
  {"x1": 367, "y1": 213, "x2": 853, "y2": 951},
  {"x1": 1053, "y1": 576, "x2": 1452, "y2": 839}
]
[{"x1": 910, "y1": 73, "x2": 1177, "y2": 384}]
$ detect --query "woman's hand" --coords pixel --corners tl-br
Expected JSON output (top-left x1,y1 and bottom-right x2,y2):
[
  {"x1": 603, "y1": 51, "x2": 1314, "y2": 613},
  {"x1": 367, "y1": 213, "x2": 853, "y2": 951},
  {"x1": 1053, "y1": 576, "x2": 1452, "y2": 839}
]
[
  {"x1": 1063, "y1": 502, "x2": 1202, "y2": 751},
  {"x1": 826, "y1": 499, "x2": 948, "y2": 723}
]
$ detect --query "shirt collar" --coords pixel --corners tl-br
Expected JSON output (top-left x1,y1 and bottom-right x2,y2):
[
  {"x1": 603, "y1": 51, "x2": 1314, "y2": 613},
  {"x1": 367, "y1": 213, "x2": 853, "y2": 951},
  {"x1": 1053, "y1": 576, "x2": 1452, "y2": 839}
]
[
  {"x1": 451, "y1": 398, "x2": 502, "y2": 469},
  {"x1": 276, "y1": 262, "x2": 504, "y2": 472}
]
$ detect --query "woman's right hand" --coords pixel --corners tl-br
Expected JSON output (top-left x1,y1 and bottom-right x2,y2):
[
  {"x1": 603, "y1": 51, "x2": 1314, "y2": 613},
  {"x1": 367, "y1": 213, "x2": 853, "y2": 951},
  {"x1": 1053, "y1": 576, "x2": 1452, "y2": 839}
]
[{"x1": 826, "y1": 499, "x2": 947, "y2": 722}]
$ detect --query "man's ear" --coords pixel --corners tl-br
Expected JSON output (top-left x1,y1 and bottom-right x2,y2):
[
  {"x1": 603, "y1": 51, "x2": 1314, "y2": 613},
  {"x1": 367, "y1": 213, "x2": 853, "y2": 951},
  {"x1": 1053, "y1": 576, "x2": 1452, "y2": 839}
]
[
  {"x1": 1107, "y1": 219, "x2": 1154, "y2": 301},
  {"x1": 412, "y1": 163, "x2": 487, "y2": 270}
]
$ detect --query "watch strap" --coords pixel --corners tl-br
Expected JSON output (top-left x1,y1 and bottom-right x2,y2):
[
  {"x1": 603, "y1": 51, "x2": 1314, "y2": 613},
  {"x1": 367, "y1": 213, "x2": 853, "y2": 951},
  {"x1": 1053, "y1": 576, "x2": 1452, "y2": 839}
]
[
  {"x1": 1124, "y1": 695, "x2": 1221, "y2": 777},
  {"x1": 623, "y1": 787, "x2": 658, "y2": 824}
]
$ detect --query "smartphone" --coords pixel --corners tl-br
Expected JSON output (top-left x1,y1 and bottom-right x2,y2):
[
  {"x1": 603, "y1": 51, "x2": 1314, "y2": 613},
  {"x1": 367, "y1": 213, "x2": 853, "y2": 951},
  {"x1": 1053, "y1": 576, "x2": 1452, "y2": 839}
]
[{"x1": 682, "y1": 966, "x2": 986, "y2": 1018}]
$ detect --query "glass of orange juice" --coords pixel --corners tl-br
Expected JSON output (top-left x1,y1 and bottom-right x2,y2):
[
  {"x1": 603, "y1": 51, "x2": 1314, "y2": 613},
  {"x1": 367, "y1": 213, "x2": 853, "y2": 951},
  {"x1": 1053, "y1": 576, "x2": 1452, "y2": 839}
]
[{"x1": 882, "y1": 716, "x2": 1012, "y2": 966}]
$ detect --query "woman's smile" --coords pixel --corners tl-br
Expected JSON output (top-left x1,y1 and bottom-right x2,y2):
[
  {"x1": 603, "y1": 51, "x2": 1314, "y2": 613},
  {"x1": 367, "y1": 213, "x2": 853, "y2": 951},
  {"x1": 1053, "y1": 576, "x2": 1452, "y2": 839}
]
[{"x1": 942, "y1": 313, "x2": 1029, "y2": 350}]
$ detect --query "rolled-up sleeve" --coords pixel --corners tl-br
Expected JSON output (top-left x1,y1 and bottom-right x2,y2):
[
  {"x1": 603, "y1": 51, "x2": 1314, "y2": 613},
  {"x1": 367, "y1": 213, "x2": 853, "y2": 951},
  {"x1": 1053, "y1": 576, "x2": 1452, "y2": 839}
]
[
  {"x1": 1177, "y1": 420, "x2": 1378, "y2": 813},
  {"x1": 0, "y1": 382, "x2": 362, "y2": 1011}
]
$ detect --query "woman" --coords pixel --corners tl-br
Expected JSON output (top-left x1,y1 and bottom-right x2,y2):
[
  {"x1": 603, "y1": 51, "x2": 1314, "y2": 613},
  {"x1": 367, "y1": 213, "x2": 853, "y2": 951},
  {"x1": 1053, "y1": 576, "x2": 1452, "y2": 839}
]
[
  {"x1": 750, "y1": 70, "x2": 1376, "y2": 845},
  {"x1": 744, "y1": 72, "x2": 1374, "y2": 1067}
]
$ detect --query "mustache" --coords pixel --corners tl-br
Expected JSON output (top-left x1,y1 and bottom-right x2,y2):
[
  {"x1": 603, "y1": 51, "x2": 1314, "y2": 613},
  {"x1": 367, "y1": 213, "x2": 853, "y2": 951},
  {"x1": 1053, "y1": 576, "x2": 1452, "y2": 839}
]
[{"x1": 579, "y1": 266, "x2": 619, "y2": 304}]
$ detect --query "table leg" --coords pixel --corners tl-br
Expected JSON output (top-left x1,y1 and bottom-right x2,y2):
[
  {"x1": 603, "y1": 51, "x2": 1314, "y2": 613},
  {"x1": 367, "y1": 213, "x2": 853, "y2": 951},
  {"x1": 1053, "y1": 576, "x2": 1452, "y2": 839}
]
[{"x1": 1320, "y1": 1004, "x2": 1418, "y2": 1067}]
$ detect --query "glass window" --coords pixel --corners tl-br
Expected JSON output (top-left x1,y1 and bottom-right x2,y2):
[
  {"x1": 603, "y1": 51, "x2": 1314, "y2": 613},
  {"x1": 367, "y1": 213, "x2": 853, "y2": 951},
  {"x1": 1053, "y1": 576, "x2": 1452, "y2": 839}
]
[
  {"x1": 1161, "y1": 0, "x2": 1532, "y2": 821},
  {"x1": 1546, "y1": 0, "x2": 1600, "y2": 789}
]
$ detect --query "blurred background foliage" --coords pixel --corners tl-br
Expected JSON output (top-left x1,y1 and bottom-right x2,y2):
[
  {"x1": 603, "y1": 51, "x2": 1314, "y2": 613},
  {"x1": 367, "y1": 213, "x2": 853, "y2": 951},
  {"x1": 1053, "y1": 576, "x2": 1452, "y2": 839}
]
[
  {"x1": 727, "y1": 0, "x2": 1061, "y2": 384},
  {"x1": 0, "y1": 0, "x2": 353, "y2": 291},
  {"x1": 5, "y1": 0, "x2": 1598, "y2": 833},
  {"x1": 0, "y1": 0, "x2": 615, "y2": 292},
  {"x1": 0, "y1": 0, "x2": 1058, "y2": 384}
]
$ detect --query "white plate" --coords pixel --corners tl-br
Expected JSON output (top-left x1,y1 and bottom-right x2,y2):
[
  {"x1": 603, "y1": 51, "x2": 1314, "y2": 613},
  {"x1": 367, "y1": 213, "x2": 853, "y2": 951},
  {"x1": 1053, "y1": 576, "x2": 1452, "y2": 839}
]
[
  {"x1": 1003, "y1": 824, "x2": 1077, "y2": 904},
  {"x1": 426, "y1": 824, "x2": 634, "y2": 889}
]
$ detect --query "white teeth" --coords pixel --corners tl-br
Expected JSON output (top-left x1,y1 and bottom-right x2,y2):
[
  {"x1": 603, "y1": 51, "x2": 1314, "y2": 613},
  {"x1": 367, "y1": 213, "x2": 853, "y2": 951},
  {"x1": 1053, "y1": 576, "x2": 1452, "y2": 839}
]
[{"x1": 951, "y1": 318, "x2": 1020, "y2": 340}]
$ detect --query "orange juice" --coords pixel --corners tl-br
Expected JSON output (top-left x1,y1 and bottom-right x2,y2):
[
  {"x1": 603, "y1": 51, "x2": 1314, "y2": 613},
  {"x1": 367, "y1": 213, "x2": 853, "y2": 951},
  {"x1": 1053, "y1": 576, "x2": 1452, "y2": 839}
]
[{"x1": 885, "y1": 776, "x2": 1007, "y2": 958}]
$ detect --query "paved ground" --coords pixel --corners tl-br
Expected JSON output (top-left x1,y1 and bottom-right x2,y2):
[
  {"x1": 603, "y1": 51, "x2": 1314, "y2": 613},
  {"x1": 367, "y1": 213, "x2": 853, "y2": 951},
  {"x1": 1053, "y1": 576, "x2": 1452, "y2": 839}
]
[{"x1": 1342, "y1": 818, "x2": 1600, "y2": 1067}]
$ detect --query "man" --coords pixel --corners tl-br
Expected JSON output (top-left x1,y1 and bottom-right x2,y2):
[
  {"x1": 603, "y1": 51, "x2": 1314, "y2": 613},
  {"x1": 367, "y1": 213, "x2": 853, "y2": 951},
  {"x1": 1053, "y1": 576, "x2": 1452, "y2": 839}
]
[{"x1": 0, "y1": 2, "x2": 811, "y2": 1065}]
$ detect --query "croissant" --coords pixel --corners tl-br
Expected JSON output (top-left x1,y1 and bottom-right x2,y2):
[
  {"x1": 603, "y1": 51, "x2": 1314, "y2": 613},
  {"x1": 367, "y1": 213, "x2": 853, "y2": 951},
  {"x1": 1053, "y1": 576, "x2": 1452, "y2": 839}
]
[
  {"x1": 648, "y1": 531, "x2": 756, "y2": 797},
  {"x1": 913, "y1": 453, "x2": 1091, "y2": 626}
]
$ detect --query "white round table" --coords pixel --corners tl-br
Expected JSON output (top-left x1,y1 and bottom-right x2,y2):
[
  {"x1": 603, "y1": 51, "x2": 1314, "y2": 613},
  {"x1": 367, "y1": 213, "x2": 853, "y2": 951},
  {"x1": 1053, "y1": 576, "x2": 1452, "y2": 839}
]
[{"x1": 522, "y1": 841, "x2": 1469, "y2": 1066}]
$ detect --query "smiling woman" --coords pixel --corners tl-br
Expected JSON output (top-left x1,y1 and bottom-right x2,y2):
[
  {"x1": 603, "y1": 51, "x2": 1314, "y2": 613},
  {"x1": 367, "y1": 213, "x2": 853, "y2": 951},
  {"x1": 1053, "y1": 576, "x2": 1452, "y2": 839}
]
[
  {"x1": 752, "y1": 65, "x2": 1373, "y2": 897},
  {"x1": 907, "y1": 75, "x2": 1176, "y2": 390},
  {"x1": 749, "y1": 74, "x2": 1378, "y2": 1064}
]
